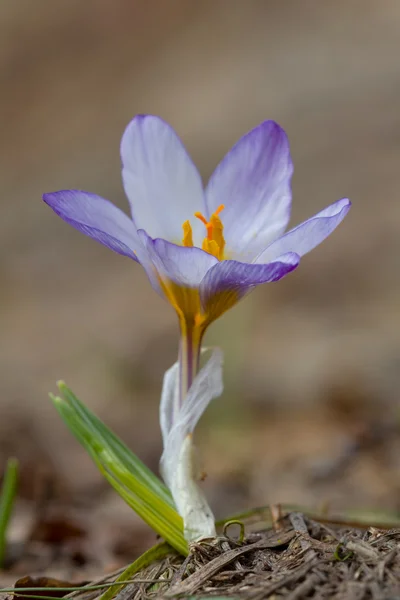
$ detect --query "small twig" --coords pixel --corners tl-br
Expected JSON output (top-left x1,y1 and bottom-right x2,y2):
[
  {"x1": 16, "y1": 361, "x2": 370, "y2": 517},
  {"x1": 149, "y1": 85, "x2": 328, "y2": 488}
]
[
  {"x1": 286, "y1": 573, "x2": 321, "y2": 600},
  {"x1": 270, "y1": 504, "x2": 284, "y2": 531},
  {"x1": 247, "y1": 558, "x2": 320, "y2": 600},
  {"x1": 289, "y1": 513, "x2": 309, "y2": 538},
  {"x1": 211, "y1": 569, "x2": 253, "y2": 581},
  {"x1": 289, "y1": 512, "x2": 316, "y2": 560},
  {"x1": 169, "y1": 553, "x2": 192, "y2": 586},
  {"x1": 220, "y1": 539, "x2": 244, "y2": 571},
  {"x1": 111, "y1": 583, "x2": 137, "y2": 600},
  {"x1": 345, "y1": 540, "x2": 379, "y2": 561},
  {"x1": 378, "y1": 547, "x2": 397, "y2": 580}
]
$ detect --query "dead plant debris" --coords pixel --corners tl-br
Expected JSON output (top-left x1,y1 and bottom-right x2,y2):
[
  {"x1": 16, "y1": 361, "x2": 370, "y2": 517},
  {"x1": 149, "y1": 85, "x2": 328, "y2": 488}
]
[
  {"x1": 4, "y1": 512, "x2": 400, "y2": 600},
  {"x1": 106, "y1": 513, "x2": 400, "y2": 599}
]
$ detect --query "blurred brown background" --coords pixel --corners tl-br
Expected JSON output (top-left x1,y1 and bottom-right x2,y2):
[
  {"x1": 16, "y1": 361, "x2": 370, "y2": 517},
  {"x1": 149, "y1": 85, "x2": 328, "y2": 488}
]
[{"x1": 1, "y1": 0, "x2": 400, "y2": 566}]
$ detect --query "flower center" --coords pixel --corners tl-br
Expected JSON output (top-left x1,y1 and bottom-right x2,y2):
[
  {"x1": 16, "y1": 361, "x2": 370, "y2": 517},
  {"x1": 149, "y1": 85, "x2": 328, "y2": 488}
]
[{"x1": 182, "y1": 205, "x2": 226, "y2": 260}]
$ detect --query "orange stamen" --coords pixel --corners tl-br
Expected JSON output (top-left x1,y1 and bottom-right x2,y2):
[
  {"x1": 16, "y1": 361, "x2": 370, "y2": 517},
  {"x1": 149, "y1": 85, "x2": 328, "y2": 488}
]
[
  {"x1": 194, "y1": 204, "x2": 225, "y2": 231},
  {"x1": 194, "y1": 205, "x2": 226, "y2": 260},
  {"x1": 194, "y1": 212, "x2": 208, "y2": 226}
]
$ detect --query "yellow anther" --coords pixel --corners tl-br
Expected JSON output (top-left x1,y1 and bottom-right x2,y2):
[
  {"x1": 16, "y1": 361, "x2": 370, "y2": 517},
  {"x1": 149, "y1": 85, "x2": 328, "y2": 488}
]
[
  {"x1": 194, "y1": 205, "x2": 226, "y2": 260},
  {"x1": 209, "y1": 213, "x2": 224, "y2": 254},
  {"x1": 202, "y1": 239, "x2": 219, "y2": 257},
  {"x1": 181, "y1": 205, "x2": 226, "y2": 260},
  {"x1": 182, "y1": 220, "x2": 194, "y2": 247}
]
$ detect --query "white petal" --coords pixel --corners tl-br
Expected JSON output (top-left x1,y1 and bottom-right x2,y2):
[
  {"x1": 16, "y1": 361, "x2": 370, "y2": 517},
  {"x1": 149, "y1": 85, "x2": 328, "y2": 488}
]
[
  {"x1": 121, "y1": 115, "x2": 206, "y2": 244},
  {"x1": 205, "y1": 121, "x2": 293, "y2": 261},
  {"x1": 256, "y1": 198, "x2": 351, "y2": 262}
]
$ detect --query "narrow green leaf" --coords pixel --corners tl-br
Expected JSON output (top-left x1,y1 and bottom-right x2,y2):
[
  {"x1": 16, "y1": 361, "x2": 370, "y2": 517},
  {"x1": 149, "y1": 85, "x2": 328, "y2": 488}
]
[
  {"x1": 57, "y1": 381, "x2": 174, "y2": 506},
  {"x1": 0, "y1": 457, "x2": 18, "y2": 567},
  {"x1": 50, "y1": 386, "x2": 188, "y2": 556},
  {"x1": 99, "y1": 541, "x2": 172, "y2": 600},
  {"x1": 52, "y1": 396, "x2": 187, "y2": 554}
]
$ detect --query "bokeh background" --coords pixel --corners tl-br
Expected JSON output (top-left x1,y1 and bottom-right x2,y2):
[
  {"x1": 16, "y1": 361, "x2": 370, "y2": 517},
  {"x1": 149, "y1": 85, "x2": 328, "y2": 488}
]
[{"x1": 1, "y1": 0, "x2": 400, "y2": 567}]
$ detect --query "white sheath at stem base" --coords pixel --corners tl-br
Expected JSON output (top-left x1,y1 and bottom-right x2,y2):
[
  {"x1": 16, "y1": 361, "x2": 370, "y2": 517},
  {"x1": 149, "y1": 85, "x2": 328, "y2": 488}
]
[
  {"x1": 171, "y1": 434, "x2": 216, "y2": 541},
  {"x1": 159, "y1": 348, "x2": 223, "y2": 542}
]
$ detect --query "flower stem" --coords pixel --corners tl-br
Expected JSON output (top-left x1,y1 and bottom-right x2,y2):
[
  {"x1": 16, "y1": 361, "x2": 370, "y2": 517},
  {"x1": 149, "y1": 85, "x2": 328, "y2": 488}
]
[
  {"x1": 178, "y1": 320, "x2": 203, "y2": 404},
  {"x1": 174, "y1": 319, "x2": 216, "y2": 541}
]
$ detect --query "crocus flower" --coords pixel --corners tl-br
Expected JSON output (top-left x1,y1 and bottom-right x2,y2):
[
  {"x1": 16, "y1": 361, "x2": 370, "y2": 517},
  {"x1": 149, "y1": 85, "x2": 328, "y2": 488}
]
[
  {"x1": 43, "y1": 115, "x2": 350, "y2": 403},
  {"x1": 44, "y1": 116, "x2": 350, "y2": 540}
]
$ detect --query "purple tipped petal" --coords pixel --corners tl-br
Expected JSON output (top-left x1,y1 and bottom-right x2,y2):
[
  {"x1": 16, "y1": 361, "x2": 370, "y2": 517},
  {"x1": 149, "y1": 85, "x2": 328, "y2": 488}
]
[
  {"x1": 121, "y1": 115, "x2": 205, "y2": 244},
  {"x1": 138, "y1": 230, "x2": 218, "y2": 288},
  {"x1": 205, "y1": 121, "x2": 293, "y2": 261},
  {"x1": 200, "y1": 253, "x2": 300, "y2": 316},
  {"x1": 43, "y1": 190, "x2": 140, "y2": 260},
  {"x1": 256, "y1": 198, "x2": 351, "y2": 263}
]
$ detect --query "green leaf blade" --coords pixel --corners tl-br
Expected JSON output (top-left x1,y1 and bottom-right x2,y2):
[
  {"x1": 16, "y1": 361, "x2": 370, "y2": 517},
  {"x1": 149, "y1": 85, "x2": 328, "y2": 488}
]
[{"x1": 51, "y1": 385, "x2": 188, "y2": 556}]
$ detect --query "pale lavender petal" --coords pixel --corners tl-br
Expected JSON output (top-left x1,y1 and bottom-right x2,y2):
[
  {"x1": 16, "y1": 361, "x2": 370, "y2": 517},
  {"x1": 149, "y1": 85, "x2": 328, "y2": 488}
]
[
  {"x1": 138, "y1": 230, "x2": 218, "y2": 288},
  {"x1": 43, "y1": 190, "x2": 140, "y2": 260},
  {"x1": 200, "y1": 253, "x2": 300, "y2": 316},
  {"x1": 256, "y1": 198, "x2": 351, "y2": 263},
  {"x1": 121, "y1": 115, "x2": 205, "y2": 245},
  {"x1": 205, "y1": 121, "x2": 293, "y2": 261}
]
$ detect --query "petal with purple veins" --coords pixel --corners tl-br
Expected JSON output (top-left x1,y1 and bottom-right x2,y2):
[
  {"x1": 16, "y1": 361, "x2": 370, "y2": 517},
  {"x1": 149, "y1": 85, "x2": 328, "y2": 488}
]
[
  {"x1": 205, "y1": 121, "x2": 293, "y2": 261},
  {"x1": 43, "y1": 190, "x2": 140, "y2": 260},
  {"x1": 200, "y1": 253, "x2": 300, "y2": 320},
  {"x1": 255, "y1": 198, "x2": 351, "y2": 263},
  {"x1": 138, "y1": 230, "x2": 218, "y2": 288},
  {"x1": 121, "y1": 115, "x2": 206, "y2": 244},
  {"x1": 137, "y1": 230, "x2": 219, "y2": 316}
]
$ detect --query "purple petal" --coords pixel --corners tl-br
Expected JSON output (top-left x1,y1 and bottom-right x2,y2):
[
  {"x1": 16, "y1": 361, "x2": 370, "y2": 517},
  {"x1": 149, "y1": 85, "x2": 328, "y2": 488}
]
[
  {"x1": 200, "y1": 253, "x2": 300, "y2": 317},
  {"x1": 205, "y1": 121, "x2": 293, "y2": 261},
  {"x1": 138, "y1": 230, "x2": 218, "y2": 288},
  {"x1": 43, "y1": 190, "x2": 140, "y2": 260},
  {"x1": 121, "y1": 115, "x2": 206, "y2": 244},
  {"x1": 256, "y1": 198, "x2": 351, "y2": 263}
]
